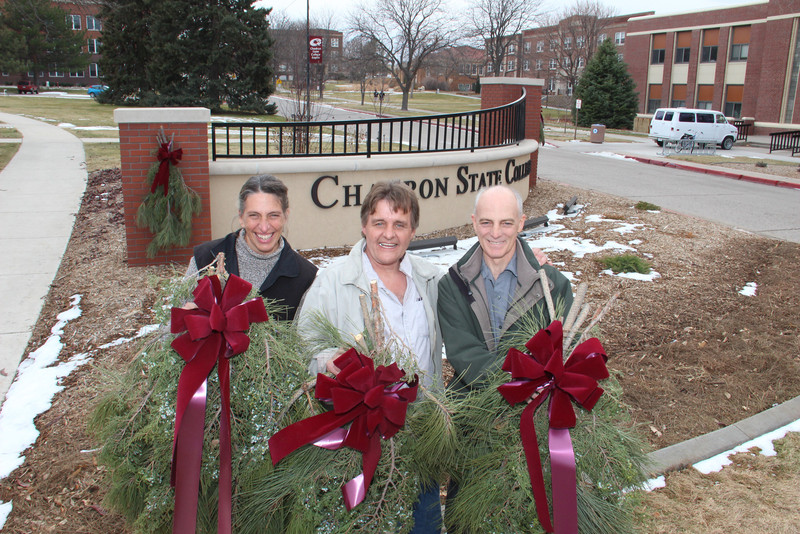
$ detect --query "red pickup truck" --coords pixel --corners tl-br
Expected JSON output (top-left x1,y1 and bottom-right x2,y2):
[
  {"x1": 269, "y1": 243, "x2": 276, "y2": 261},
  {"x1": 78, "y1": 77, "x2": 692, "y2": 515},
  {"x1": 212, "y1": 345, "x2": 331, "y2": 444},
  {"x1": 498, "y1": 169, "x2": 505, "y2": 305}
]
[{"x1": 16, "y1": 80, "x2": 39, "y2": 94}]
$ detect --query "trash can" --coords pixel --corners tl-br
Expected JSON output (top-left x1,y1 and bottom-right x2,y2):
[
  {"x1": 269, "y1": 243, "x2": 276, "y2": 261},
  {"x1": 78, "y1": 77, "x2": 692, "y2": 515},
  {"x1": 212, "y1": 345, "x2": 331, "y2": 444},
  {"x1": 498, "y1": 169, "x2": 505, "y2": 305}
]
[{"x1": 590, "y1": 124, "x2": 605, "y2": 143}]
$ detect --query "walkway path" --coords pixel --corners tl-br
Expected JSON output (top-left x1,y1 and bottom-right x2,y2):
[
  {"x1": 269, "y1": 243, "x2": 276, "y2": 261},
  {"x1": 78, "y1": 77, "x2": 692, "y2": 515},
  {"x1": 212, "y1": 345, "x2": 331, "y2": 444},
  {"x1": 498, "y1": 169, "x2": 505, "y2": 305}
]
[{"x1": 0, "y1": 112, "x2": 87, "y2": 403}]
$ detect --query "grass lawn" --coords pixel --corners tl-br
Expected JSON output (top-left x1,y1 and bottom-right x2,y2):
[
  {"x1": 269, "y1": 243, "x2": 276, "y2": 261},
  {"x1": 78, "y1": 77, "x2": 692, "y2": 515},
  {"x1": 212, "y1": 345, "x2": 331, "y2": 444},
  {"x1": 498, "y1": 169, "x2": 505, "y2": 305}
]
[
  {"x1": 83, "y1": 143, "x2": 121, "y2": 173},
  {"x1": 0, "y1": 142, "x2": 20, "y2": 171}
]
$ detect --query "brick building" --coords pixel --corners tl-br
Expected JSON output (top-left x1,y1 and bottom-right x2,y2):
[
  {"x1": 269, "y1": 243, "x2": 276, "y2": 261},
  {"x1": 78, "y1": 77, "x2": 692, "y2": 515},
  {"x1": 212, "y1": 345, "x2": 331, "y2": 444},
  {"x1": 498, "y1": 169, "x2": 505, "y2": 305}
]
[
  {"x1": 1, "y1": 0, "x2": 104, "y2": 87},
  {"x1": 626, "y1": 0, "x2": 800, "y2": 131},
  {"x1": 515, "y1": 12, "x2": 649, "y2": 96},
  {"x1": 413, "y1": 45, "x2": 485, "y2": 92}
]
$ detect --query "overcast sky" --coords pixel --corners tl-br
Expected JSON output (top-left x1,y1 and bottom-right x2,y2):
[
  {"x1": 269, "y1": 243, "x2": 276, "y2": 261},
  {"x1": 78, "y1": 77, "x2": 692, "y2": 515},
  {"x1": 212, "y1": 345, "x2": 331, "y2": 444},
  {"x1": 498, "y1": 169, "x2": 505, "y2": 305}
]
[{"x1": 256, "y1": 0, "x2": 755, "y2": 29}]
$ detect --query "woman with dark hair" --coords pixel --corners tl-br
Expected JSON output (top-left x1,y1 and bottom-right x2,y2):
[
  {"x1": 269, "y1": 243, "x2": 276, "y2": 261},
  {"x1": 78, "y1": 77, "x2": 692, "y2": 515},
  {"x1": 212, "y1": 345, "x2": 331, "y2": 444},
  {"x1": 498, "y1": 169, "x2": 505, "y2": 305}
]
[{"x1": 186, "y1": 174, "x2": 317, "y2": 321}]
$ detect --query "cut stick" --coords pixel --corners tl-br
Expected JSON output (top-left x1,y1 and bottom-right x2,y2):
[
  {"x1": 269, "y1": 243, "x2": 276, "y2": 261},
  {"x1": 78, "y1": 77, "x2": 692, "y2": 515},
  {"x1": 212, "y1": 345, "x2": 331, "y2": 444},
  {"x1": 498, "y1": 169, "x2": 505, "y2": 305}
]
[
  {"x1": 563, "y1": 282, "x2": 588, "y2": 332},
  {"x1": 564, "y1": 303, "x2": 592, "y2": 351},
  {"x1": 538, "y1": 268, "x2": 556, "y2": 321}
]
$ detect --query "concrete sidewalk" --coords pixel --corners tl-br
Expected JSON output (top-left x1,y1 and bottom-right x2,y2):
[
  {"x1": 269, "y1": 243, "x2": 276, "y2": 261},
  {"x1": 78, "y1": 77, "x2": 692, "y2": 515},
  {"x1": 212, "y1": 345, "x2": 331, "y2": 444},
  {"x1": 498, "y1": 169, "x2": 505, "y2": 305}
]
[{"x1": 0, "y1": 112, "x2": 87, "y2": 404}]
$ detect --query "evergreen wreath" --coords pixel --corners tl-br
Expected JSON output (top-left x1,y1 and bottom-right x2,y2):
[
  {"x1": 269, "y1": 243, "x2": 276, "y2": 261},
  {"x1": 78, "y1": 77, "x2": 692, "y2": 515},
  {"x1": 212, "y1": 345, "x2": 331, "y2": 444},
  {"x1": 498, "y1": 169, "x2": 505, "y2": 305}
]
[
  {"x1": 91, "y1": 271, "x2": 650, "y2": 533},
  {"x1": 135, "y1": 128, "x2": 202, "y2": 257}
]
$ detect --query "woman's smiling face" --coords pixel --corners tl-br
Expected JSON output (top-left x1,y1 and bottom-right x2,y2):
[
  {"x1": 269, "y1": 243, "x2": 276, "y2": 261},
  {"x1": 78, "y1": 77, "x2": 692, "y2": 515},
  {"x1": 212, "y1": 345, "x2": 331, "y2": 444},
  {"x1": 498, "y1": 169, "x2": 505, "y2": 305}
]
[{"x1": 239, "y1": 192, "x2": 287, "y2": 255}]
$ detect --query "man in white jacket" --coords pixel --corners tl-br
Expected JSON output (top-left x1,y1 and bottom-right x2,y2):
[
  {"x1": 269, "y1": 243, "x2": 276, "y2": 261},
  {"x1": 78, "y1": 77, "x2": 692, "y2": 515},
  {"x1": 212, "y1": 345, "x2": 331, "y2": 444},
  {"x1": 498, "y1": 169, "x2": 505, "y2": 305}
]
[
  {"x1": 298, "y1": 180, "x2": 442, "y2": 389},
  {"x1": 296, "y1": 181, "x2": 442, "y2": 533}
]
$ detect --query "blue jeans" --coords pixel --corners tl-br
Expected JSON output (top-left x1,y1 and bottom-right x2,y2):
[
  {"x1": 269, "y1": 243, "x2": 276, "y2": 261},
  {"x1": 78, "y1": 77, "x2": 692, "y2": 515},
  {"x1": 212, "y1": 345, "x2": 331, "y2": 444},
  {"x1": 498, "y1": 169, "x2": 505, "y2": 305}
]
[{"x1": 410, "y1": 481, "x2": 442, "y2": 533}]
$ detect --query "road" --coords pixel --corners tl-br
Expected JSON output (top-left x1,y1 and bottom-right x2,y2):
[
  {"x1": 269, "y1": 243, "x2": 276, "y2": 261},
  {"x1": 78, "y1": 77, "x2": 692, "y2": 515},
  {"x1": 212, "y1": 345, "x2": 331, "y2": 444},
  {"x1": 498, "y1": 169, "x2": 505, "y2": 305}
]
[{"x1": 537, "y1": 139, "x2": 800, "y2": 243}]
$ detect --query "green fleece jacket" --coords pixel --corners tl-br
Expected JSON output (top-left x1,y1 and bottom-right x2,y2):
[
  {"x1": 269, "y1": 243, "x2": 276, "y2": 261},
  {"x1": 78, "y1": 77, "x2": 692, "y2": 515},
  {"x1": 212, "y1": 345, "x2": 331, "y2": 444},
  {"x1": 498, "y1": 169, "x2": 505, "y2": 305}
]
[{"x1": 438, "y1": 237, "x2": 573, "y2": 391}]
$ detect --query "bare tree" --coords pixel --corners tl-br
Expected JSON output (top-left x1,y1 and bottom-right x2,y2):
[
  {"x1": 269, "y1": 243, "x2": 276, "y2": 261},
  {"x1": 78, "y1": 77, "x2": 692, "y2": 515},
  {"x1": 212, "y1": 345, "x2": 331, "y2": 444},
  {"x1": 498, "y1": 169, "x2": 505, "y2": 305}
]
[
  {"x1": 350, "y1": 0, "x2": 456, "y2": 110},
  {"x1": 468, "y1": 0, "x2": 544, "y2": 77},
  {"x1": 542, "y1": 0, "x2": 617, "y2": 95},
  {"x1": 343, "y1": 35, "x2": 386, "y2": 105}
]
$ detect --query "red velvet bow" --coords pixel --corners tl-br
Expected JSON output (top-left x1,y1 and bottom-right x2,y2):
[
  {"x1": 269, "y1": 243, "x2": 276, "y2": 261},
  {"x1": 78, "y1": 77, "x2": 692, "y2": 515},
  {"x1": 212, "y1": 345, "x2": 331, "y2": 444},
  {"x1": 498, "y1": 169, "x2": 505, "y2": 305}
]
[
  {"x1": 169, "y1": 274, "x2": 268, "y2": 534},
  {"x1": 269, "y1": 349, "x2": 418, "y2": 510},
  {"x1": 497, "y1": 321, "x2": 608, "y2": 534},
  {"x1": 152, "y1": 142, "x2": 183, "y2": 196}
]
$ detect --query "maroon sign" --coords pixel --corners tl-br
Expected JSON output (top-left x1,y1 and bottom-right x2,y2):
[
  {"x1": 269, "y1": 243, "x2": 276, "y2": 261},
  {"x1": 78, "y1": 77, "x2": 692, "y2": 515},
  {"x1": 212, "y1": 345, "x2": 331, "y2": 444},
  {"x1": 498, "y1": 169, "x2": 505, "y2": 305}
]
[{"x1": 309, "y1": 36, "x2": 323, "y2": 64}]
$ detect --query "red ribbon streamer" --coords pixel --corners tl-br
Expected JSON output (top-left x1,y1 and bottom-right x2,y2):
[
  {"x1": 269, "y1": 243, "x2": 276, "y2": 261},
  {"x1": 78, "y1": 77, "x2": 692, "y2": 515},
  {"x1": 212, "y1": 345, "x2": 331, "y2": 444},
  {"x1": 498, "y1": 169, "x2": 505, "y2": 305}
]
[
  {"x1": 497, "y1": 321, "x2": 608, "y2": 533},
  {"x1": 152, "y1": 142, "x2": 183, "y2": 196},
  {"x1": 169, "y1": 274, "x2": 269, "y2": 534},
  {"x1": 268, "y1": 349, "x2": 418, "y2": 510}
]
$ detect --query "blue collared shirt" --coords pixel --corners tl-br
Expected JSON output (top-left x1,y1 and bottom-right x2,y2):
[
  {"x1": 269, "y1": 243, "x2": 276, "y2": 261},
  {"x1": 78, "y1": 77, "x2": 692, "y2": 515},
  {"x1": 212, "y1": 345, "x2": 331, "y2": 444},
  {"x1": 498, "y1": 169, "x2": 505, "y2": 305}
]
[{"x1": 480, "y1": 252, "x2": 518, "y2": 342}]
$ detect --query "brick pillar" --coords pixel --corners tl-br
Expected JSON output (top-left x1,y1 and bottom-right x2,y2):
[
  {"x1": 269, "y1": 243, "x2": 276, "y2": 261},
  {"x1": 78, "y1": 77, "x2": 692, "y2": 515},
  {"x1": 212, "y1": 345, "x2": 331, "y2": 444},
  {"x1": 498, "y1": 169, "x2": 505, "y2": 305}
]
[
  {"x1": 114, "y1": 108, "x2": 212, "y2": 266},
  {"x1": 480, "y1": 77, "x2": 544, "y2": 188}
]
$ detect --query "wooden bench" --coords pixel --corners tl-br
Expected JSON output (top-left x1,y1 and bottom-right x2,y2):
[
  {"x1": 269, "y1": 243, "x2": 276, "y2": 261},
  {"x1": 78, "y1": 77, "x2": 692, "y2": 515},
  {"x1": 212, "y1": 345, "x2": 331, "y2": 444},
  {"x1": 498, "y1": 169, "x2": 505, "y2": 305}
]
[
  {"x1": 562, "y1": 196, "x2": 578, "y2": 215},
  {"x1": 523, "y1": 215, "x2": 549, "y2": 229}
]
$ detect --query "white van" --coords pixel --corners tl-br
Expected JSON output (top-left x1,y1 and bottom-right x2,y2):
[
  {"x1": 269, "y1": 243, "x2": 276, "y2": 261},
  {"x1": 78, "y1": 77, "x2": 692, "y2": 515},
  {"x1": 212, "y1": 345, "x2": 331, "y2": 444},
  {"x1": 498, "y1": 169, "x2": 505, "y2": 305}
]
[{"x1": 649, "y1": 108, "x2": 738, "y2": 150}]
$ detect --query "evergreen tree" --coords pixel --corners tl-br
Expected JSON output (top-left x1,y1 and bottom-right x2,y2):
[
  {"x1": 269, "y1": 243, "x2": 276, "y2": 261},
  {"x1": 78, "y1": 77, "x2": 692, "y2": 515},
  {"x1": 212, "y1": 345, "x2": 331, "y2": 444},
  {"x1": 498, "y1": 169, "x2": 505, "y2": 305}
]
[
  {"x1": 0, "y1": 0, "x2": 87, "y2": 84},
  {"x1": 99, "y1": 0, "x2": 276, "y2": 113},
  {"x1": 575, "y1": 39, "x2": 638, "y2": 129}
]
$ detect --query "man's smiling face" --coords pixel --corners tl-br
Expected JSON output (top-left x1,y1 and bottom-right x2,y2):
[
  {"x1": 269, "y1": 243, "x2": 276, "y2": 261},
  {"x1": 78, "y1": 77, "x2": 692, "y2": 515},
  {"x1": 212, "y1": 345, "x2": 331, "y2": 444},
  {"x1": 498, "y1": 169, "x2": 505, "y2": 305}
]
[{"x1": 362, "y1": 198, "x2": 416, "y2": 270}]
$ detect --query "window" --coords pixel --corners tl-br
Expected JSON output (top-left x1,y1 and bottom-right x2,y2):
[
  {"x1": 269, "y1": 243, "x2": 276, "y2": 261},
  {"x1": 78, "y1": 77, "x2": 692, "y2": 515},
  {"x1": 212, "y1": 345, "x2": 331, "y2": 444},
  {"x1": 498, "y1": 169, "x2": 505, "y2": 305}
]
[
  {"x1": 508, "y1": 43, "x2": 516, "y2": 54},
  {"x1": 86, "y1": 16, "x2": 102, "y2": 31},
  {"x1": 548, "y1": 78, "x2": 556, "y2": 93},
  {"x1": 647, "y1": 84, "x2": 662, "y2": 113},
  {"x1": 577, "y1": 36, "x2": 585, "y2": 48},
  {"x1": 87, "y1": 39, "x2": 101, "y2": 54},
  {"x1": 701, "y1": 29, "x2": 718, "y2": 63},
  {"x1": 68, "y1": 15, "x2": 81, "y2": 30},
  {"x1": 598, "y1": 33, "x2": 607, "y2": 44},
  {"x1": 549, "y1": 58, "x2": 557, "y2": 70},
  {"x1": 724, "y1": 85, "x2": 743, "y2": 118},
  {"x1": 664, "y1": 111, "x2": 674, "y2": 121},
  {"x1": 69, "y1": 70, "x2": 84, "y2": 78},
  {"x1": 716, "y1": 114, "x2": 728, "y2": 124},
  {"x1": 577, "y1": 57, "x2": 584, "y2": 68},
  {"x1": 524, "y1": 41, "x2": 531, "y2": 52},
  {"x1": 537, "y1": 41, "x2": 544, "y2": 52},
  {"x1": 674, "y1": 31, "x2": 691, "y2": 64},
  {"x1": 724, "y1": 102, "x2": 742, "y2": 117},
  {"x1": 674, "y1": 48, "x2": 690, "y2": 63},
  {"x1": 49, "y1": 66, "x2": 65, "y2": 77},
  {"x1": 536, "y1": 59, "x2": 542, "y2": 70},
  {"x1": 331, "y1": 38, "x2": 339, "y2": 48},
  {"x1": 696, "y1": 84, "x2": 714, "y2": 109},
  {"x1": 549, "y1": 39, "x2": 557, "y2": 51},
  {"x1": 487, "y1": 63, "x2": 493, "y2": 73},
  {"x1": 678, "y1": 112, "x2": 695, "y2": 122},
  {"x1": 567, "y1": 84, "x2": 573, "y2": 96},
  {"x1": 651, "y1": 33, "x2": 666, "y2": 64},
  {"x1": 507, "y1": 60, "x2": 515, "y2": 71},
  {"x1": 618, "y1": 53, "x2": 624, "y2": 61},
  {"x1": 671, "y1": 84, "x2": 686, "y2": 107},
  {"x1": 701, "y1": 46, "x2": 718, "y2": 62},
  {"x1": 564, "y1": 37, "x2": 572, "y2": 49},
  {"x1": 696, "y1": 113, "x2": 714, "y2": 123},
  {"x1": 523, "y1": 60, "x2": 529, "y2": 71},
  {"x1": 615, "y1": 32, "x2": 625, "y2": 45},
  {"x1": 730, "y1": 43, "x2": 749, "y2": 61},
  {"x1": 89, "y1": 63, "x2": 101, "y2": 77},
  {"x1": 730, "y1": 26, "x2": 750, "y2": 62},
  {"x1": 651, "y1": 49, "x2": 665, "y2": 64}
]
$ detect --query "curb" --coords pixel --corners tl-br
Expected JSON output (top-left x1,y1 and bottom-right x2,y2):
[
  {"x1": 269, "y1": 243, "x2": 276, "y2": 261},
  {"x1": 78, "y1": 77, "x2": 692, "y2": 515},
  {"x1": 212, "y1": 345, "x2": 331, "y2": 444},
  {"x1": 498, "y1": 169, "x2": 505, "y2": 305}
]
[
  {"x1": 646, "y1": 394, "x2": 800, "y2": 475},
  {"x1": 626, "y1": 156, "x2": 800, "y2": 190}
]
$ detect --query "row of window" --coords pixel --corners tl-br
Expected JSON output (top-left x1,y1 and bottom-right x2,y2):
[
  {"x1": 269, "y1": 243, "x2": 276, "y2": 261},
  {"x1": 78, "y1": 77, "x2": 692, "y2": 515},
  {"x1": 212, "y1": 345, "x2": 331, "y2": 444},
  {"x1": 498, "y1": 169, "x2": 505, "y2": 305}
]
[
  {"x1": 522, "y1": 32, "x2": 624, "y2": 54},
  {"x1": 22, "y1": 64, "x2": 103, "y2": 78},
  {"x1": 647, "y1": 86, "x2": 743, "y2": 118},
  {"x1": 651, "y1": 43, "x2": 748, "y2": 64},
  {"x1": 68, "y1": 14, "x2": 102, "y2": 31}
]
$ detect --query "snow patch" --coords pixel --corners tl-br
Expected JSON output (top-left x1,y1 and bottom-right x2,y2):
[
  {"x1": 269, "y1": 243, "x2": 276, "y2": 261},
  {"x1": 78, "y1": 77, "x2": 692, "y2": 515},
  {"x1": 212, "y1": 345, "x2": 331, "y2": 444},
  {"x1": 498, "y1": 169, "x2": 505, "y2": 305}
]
[{"x1": 738, "y1": 282, "x2": 757, "y2": 297}]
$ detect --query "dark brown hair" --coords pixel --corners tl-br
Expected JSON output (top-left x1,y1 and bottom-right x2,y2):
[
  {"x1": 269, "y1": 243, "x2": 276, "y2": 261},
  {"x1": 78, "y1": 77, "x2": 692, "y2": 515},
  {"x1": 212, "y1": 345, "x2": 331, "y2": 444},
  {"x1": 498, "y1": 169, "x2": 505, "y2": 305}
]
[
  {"x1": 238, "y1": 174, "x2": 289, "y2": 214},
  {"x1": 360, "y1": 181, "x2": 420, "y2": 229}
]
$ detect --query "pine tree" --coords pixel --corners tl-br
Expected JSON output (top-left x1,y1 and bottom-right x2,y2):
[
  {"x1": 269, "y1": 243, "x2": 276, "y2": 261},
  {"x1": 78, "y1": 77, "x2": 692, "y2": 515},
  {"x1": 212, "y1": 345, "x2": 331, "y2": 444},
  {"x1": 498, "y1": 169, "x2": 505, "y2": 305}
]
[
  {"x1": 575, "y1": 39, "x2": 639, "y2": 129},
  {"x1": 0, "y1": 0, "x2": 87, "y2": 84},
  {"x1": 99, "y1": 0, "x2": 276, "y2": 113}
]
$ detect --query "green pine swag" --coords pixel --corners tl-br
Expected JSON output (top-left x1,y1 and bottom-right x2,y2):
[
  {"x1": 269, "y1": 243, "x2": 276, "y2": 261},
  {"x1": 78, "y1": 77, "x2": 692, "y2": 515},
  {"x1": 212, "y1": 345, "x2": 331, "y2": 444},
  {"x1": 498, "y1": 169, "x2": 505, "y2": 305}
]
[
  {"x1": 91, "y1": 273, "x2": 650, "y2": 532},
  {"x1": 135, "y1": 147, "x2": 201, "y2": 258}
]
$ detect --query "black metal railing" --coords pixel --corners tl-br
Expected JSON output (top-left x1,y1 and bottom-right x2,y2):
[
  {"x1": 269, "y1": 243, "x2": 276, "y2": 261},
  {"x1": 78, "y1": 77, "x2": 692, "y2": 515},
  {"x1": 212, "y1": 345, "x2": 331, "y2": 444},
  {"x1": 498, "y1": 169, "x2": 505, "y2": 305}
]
[
  {"x1": 211, "y1": 92, "x2": 526, "y2": 160},
  {"x1": 731, "y1": 120, "x2": 751, "y2": 141},
  {"x1": 769, "y1": 130, "x2": 800, "y2": 154}
]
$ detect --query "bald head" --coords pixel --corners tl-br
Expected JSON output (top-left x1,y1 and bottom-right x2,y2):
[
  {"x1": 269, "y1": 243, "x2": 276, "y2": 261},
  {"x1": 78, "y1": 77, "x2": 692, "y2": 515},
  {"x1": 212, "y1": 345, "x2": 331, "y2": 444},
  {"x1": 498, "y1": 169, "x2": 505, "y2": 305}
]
[
  {"x1": 473, "y1": 185, "x2": 523, "y2": 218},
  {"x1": 471, "y1": 186, "x2": 526, "y2": 273}
]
